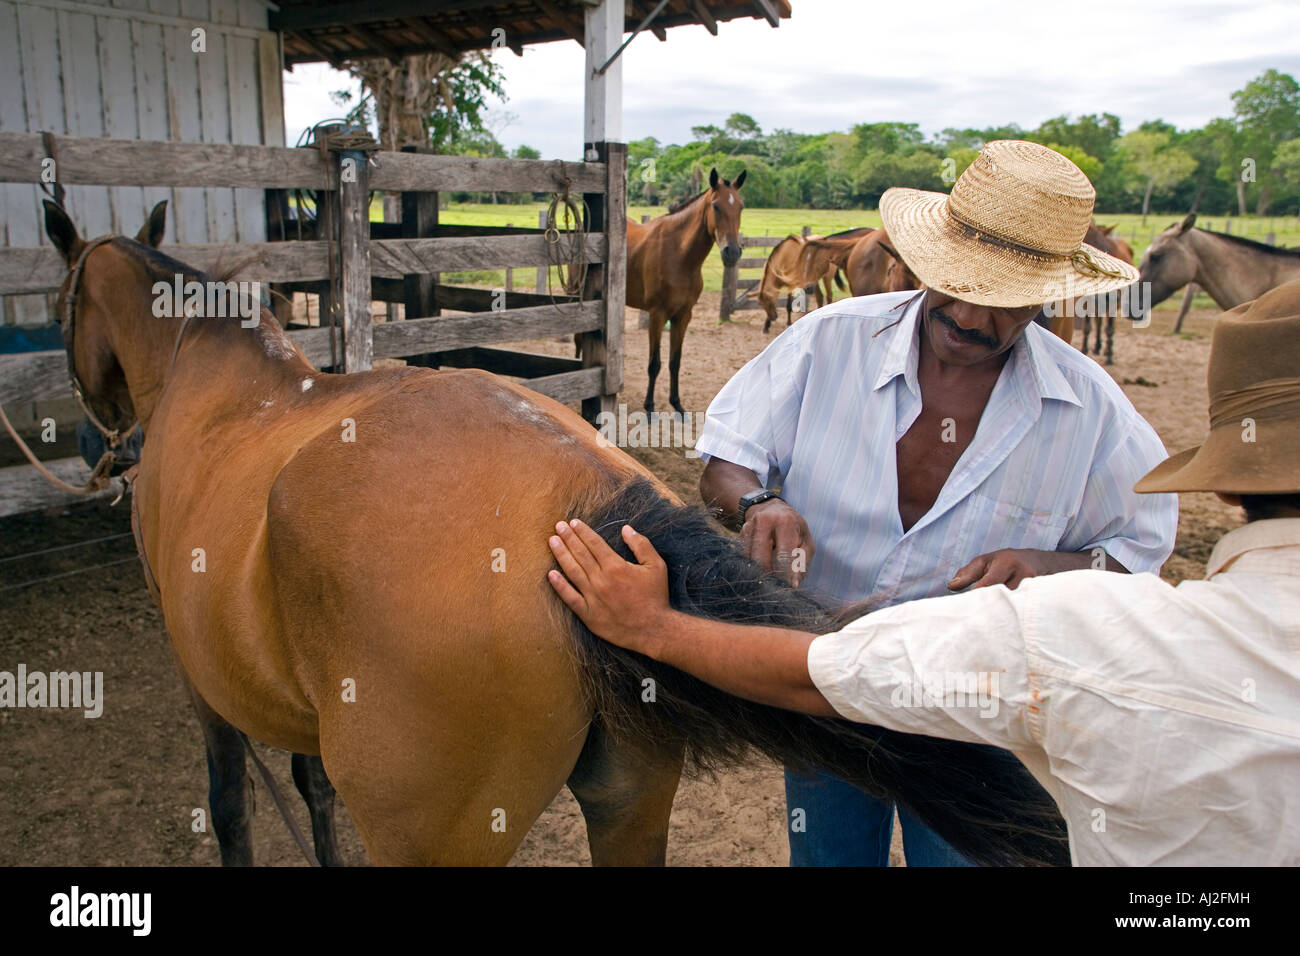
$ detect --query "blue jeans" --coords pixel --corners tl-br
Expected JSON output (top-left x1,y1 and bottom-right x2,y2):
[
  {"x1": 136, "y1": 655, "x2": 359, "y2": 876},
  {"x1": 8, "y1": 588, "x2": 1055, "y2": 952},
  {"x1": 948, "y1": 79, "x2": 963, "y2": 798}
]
[{"x1": 784, "y1": 768, "x2": 977, "y2": 866}]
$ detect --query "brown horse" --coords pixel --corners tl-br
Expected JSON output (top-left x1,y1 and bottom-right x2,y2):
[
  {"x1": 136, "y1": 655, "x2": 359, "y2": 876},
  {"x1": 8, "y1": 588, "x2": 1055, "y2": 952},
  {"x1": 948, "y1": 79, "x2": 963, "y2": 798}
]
[
  {"x1": 795, "y1": 226, "x2": 875, "y2": 299},
  {"x1": 1075, "y1": 223, "x2": 1136, "y2": 365},
  {"x1": 628, "y1": 167, "x2": 745, "y2": 415},
  {"x1": 1140, "y1": 212, "x2": 1300, "y2": 311},
  {"x1": 844, "y1": 228, "x2": 918, "y2": 297},
  {"x1": 756, "y1": 233, "x2": 837, "y2": 333},
  {"x1": 40, "y1": 200, "x2": 1073, "y2": 867}
]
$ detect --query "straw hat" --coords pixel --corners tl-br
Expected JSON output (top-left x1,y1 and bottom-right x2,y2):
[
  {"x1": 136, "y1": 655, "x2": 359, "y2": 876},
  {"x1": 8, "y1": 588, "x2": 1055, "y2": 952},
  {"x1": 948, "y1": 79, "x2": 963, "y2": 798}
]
[
  {"x1": 879, "y1": 140, "x2": 1139, "y2": 308},
  {"x1": 1135, "y1": 280, "x2": 1300, "y2": 494}
]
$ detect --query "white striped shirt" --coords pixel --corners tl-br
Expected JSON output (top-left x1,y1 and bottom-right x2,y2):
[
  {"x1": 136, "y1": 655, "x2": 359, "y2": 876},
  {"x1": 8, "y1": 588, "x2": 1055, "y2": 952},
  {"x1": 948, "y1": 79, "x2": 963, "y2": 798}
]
[{"x1": 696, "y1": 290, "x2": 1178, "y2": 607}]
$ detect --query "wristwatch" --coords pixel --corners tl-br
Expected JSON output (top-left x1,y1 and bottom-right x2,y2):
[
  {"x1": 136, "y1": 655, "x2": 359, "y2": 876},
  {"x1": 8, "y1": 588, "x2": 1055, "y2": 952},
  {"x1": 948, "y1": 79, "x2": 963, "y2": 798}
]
[{"x1": 737, "y1": 488, "x2": 783, "y2": 524}]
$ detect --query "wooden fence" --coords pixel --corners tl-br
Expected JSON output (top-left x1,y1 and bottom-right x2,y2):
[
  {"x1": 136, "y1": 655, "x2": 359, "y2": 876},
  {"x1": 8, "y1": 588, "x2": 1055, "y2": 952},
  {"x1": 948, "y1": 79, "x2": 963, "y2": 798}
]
[
  {"x1": 0, "y1": 132, "x2": 627, "y2": 516},
  {"x1": 720, "y1": 226, "x2": 812, "y2": 321}
]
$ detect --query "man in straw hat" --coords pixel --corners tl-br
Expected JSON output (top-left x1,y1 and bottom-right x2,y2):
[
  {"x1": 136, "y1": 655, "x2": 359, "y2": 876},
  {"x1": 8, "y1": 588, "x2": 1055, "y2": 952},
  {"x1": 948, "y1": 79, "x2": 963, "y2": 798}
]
[
  {"x1": 545, "y1": 279, "x2": 1300, "y2": 865},
  {"x1": 688, "y1": 140, "x2": 1178, "y2": 865}
]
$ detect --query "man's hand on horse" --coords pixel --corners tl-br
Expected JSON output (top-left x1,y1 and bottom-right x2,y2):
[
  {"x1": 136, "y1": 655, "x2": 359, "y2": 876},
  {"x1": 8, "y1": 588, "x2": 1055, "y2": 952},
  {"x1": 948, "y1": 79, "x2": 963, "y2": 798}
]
[
  {"x1": 739, "y1": 499, "x2": 816, "y2": 588},
  {"x1": 548, "y1": 519, "x2": 673, "y2": 656},
  {"x1": 949, "y1": 547, "x2": 1127, "y2": 591}
]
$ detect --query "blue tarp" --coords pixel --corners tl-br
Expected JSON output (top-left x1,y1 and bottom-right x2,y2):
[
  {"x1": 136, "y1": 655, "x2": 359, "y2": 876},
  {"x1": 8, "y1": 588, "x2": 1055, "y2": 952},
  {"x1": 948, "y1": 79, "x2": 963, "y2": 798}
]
[{"x1": 0, "y1": 324, "x2": 63, "y2": 353}]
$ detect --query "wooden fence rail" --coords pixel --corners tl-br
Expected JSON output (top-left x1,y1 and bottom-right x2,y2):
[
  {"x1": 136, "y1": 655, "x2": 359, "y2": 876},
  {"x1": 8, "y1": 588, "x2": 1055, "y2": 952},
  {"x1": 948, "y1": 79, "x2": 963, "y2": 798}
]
[{"x1": 0, "y1": 133, "x2": 626, "y2": 517}]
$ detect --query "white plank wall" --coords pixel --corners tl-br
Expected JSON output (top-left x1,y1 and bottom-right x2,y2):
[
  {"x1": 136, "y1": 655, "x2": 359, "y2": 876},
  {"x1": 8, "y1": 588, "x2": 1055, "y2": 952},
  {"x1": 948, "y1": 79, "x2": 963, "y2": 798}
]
[{"x1": 0, "y1": 0, "x2": 282, "y2": 326}]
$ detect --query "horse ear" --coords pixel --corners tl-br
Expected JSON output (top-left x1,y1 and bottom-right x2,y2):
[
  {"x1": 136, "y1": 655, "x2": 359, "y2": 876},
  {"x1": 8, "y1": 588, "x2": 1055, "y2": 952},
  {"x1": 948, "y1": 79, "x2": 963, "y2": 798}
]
[
  {"x1": 1100, "y1": 223, "x2": 1115, "y2": 235},
  {"x1": 43, "y1": 199, "x2": 84, "y2": 267},
  {"x1": 136, "y1": 200, "x2": 168, "y2": 248},
  {"x1": 708, "y1": 167, "x2": 719, "y2": 190},
  {"x1": 734, "y1": 169, "x2": 747, "y2": 190},
  {"x1": 1177, "y1": 212, "x2": 1197, "y2": 234}
]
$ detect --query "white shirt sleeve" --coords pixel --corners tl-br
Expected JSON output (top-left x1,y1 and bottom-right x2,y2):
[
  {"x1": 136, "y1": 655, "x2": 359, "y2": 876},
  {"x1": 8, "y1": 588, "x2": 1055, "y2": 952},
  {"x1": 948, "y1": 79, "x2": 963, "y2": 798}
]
[
  {"x1": 694, "y1": 318, "x2": 817, "y2": 487},
  {"x1": 807, "y1": 584, "x2": 1042, "y2": 753},
  {"x1": 1059, "y1": 415, "x2": 1178, "y2": 575}
]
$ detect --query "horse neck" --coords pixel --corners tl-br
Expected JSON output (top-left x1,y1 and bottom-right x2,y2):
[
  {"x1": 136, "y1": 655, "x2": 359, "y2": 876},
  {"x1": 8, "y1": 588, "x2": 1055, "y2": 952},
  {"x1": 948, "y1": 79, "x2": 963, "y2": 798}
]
[
  {"x1": 1189, "y1": 230, "x2": 1284, "y2": 309},
  {"x1": 663, "y1": 196, "x2": 716, "y2": 268}
]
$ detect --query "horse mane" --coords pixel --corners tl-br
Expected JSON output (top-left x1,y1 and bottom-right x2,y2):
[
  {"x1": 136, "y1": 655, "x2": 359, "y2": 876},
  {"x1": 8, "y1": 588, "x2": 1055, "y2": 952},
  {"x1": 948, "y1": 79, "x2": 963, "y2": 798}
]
[
  {"x1": 115, "y1": 239, "x2": 273, "y2": 336},
  {"x1": 566, "y1": 476, "x2": 1071, "y2": 867},
  {"x1": 823, "y1": 226, "x2": 874, "y2": 240},
  {"x1": 1195, "y1": 227, "x2": 1300, "y2": 258},
  {"x1": 666, "y1": 190, "x2": 709, "y2": 215},
  {"x1": 125, "y1": 239, "x2": 264, "y2": 285}
]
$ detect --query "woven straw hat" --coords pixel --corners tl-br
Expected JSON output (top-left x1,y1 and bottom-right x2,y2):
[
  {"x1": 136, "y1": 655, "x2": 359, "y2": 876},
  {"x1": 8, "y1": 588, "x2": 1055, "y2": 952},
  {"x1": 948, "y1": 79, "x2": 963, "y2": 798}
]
[
  {"x1": 1135, "y1": 279, "x2": 1300, "y2": 494},
  {"x1": 879, "y1": 140, "x2": 1139, "y2": 308}
]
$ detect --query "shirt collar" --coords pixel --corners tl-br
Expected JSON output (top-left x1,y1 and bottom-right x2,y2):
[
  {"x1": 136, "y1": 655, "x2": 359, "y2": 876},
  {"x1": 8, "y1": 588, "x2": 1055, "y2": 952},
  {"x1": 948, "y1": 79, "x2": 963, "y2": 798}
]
[
  {"x1": 872, "y1": 292, "x2": 1081, "y2": 408},
  {"x1": 872, "y1": 291, "x2": 925, "y2": 395},
  {"x1": 1206, "y1": 517, "x2": 1300, "y2": 578}
]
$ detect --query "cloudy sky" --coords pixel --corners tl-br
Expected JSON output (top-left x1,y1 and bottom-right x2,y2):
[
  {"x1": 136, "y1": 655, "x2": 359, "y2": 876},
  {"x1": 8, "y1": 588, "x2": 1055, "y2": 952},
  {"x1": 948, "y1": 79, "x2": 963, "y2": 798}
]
[{"x1": 283, "y1": 0, "x2": 1300, "y2": 158}]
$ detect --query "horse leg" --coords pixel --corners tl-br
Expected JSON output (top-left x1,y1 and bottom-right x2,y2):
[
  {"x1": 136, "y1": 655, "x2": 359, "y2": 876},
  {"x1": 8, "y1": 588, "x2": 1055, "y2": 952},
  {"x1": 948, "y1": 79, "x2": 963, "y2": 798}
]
[
  {"x1": 314, "y1": 661, "x2": 590, "y2": 865},
  {"x1": 646, "y1": 311, "x2": 666, "y2": 413},
  {"x1": 760, "y1": 287, "x2": 777, "y2": 334},
  {"x1": 291, "y1": 753, "x2": 344, "y2": 866},
  {"x1": 668, "y1": 310, "x2": 692, "y2": 418},
  {"x1": 182, "y1": 678, "x2": 254, "y2": 866},
  {"x1": 567, "y1": 722, "x2": 683, "y2": 866},
  {"x1": 1105, "y1": 314, "x2": 1115, "y2": 365}
]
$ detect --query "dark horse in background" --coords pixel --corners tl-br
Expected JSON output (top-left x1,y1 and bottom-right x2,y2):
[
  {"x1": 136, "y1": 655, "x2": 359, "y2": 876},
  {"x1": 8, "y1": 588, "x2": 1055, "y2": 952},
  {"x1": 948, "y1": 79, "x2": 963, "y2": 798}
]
[
  {"x1": 627, "y1": 168, "x2": 745, "y2": 416},
  {"x1": 43, "y1": 199, "x2": 1070, "y2": 867}
]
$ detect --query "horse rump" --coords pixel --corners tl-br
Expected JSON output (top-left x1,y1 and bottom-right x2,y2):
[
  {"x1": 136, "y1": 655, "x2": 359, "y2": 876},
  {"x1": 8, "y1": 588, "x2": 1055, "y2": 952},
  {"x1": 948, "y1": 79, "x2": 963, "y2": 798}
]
[{"x1": 566, "y1": 477, "x2": 1070, "y2": 867}]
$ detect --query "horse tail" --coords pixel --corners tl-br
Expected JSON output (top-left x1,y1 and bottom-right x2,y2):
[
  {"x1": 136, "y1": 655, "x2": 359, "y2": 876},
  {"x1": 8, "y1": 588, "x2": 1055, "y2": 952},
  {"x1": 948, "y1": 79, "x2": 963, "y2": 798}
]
[
  {"x1": 834, "y1": 267, "x2": 846, "y2": 291},
  {"x1": 565, "y1": 476, "x2": 1071, "y2": 867}
]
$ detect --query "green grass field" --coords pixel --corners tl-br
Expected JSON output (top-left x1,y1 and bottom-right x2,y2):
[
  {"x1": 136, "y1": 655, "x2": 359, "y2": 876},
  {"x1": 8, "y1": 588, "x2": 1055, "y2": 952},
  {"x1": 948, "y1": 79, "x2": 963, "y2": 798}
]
[{"x1": 418, "y1": 201, "x2": 1300, "y2": 303}]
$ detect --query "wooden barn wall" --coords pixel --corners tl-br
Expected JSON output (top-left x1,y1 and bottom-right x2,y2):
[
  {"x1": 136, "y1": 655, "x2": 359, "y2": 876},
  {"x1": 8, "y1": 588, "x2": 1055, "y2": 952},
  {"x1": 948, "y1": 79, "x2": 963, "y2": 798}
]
[{"x1": 0, "y1": 0, "x2": 284, "y2": 327}]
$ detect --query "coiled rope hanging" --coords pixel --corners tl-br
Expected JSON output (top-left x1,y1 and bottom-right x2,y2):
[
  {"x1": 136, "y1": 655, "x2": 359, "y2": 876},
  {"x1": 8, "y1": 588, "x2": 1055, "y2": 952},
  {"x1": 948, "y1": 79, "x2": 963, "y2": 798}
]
[{"x1": 544, "y1": 162, "x2": 589, "y2": 305}]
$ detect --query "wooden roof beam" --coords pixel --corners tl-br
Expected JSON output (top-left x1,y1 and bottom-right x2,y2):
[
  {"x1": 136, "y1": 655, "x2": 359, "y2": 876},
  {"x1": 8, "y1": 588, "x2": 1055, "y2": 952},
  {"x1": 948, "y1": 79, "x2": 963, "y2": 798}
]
[
  {"x1": 535, "y1": 0, "x2": 586, "y2": 47},
  {"x1": 752, "y1": 0, "x2": 780, "y2": 27},
  {"x1": 405, "y1": 17, "x2": 462, "y2": 58},
  {"x1": 691, "y1": 0, "x2": 718, "y2": 35},
  {"x1": 348, "y1": 24, "x2": 404, "y2": 63},
  {"x1": 288, "y1": 30, "x2": 346, "y2": 70}
]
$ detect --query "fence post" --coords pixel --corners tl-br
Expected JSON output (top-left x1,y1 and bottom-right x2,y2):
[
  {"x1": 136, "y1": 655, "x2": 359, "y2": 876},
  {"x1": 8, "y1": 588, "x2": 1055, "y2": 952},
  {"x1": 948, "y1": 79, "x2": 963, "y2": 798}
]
[
  {"x1": 578, "y1": 141, "x2": 625, "y2": 423},
  {"x1": 536, "y1": 210, "x2": 547, "y2": 292},
  {"x1": 400, "y1": 145, "x2": 439, "y2": 321},
  {"x1": 637, "y1": 213, "x2": 650, "y2": 329},
  {"x1": 505, "y1": 222, "x2": 514, "y2": 292},
  {"x1": 336, "y1": 146, "x2": 373, "y2": 372}
]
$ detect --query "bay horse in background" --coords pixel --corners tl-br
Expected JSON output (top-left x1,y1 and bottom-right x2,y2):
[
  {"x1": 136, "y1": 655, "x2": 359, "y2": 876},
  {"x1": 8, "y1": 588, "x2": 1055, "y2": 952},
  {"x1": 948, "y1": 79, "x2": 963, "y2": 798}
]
[
  {"x1": 844, "y1": 228, "x2": 919, "y2": 297},
  {"x1": 756, "y1": 233, "x2": 837, "y2": 334},
  {"x1": 1074, "y1": 223, "x2": 1136, "y2": 365},
  {"x1": 628, "y1": 167, "x2": 745, "y2": 415},
  {"x1": 1140, "y1": 212, "x2": 1300, "y2": 312},
  {"x1": 41, "y1": 200, "x2": 1072, "y2": 868}
]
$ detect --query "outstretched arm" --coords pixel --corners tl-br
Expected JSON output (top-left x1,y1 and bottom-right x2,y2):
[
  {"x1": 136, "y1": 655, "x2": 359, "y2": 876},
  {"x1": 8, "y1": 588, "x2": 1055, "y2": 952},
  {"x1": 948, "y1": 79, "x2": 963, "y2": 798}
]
[{"x1": 546, "y1": 519, "x2": 835, "y2": 716}]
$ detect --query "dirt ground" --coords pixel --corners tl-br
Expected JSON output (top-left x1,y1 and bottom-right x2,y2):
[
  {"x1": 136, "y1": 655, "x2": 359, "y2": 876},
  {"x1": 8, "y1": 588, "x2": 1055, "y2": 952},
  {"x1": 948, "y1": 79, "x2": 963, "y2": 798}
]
[{"x1": 0, "y1": 293, "x2": 1236, "y2": 866}]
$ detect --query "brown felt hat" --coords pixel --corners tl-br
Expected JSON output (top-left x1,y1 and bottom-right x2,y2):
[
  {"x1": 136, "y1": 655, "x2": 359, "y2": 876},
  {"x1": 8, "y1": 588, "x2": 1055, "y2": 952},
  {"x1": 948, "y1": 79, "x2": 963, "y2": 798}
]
[
  {"x1": 879, "y1": 140, "x2": 1139, "y2": 308},
  {"x1": 1136, "y1": 279, "x2": 1300, "y2": 494}
]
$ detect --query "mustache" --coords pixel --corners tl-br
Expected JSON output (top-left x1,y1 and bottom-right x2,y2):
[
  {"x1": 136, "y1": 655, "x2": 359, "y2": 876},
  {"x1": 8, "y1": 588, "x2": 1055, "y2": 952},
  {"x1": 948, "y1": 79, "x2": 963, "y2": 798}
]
[{"x1": 930, "y1": 309, "x2": 998, "y2": 349}]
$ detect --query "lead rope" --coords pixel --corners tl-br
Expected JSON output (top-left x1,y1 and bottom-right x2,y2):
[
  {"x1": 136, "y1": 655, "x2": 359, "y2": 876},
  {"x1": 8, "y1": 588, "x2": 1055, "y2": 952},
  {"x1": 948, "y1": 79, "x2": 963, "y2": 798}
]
[{"x1": 241, "y1": 736, "x2": 322, "y2": 867}]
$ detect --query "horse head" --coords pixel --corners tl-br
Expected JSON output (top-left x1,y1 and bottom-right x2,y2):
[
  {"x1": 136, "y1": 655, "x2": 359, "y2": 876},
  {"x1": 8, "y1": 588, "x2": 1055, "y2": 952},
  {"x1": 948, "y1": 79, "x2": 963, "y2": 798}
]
[
  {"x1": 878, "y1": 240, "x2": 919, "y2": 293},
  {"x1": 43, "y1": 199, "x2": 170, "y2": 435},
  {"x1": 706, "y1": 167, "x2": 745, "y2": 267},
  {"x1": 1139, "y1": 213, "x2": 1199, "y2": 307}
]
